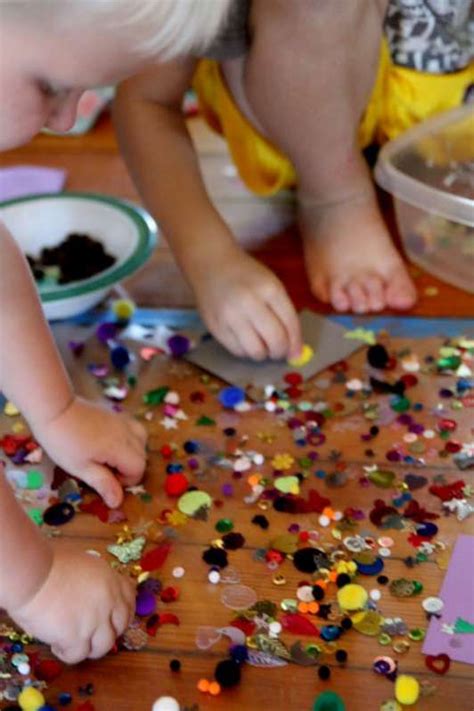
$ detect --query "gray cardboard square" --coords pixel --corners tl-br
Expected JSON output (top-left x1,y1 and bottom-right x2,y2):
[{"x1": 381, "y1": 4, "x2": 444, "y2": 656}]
[{"x1": 185, "y1": 309, "x2": 361, "y2": 390}]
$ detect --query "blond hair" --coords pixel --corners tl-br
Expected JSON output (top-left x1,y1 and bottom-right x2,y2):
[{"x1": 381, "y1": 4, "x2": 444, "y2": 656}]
[{"x1": 1, "y1": 0, "x2": 232, "y2": 59}]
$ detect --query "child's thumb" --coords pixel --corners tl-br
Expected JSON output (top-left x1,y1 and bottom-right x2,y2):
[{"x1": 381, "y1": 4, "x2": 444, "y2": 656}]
[{"x1": 81, "y1": 463, "x2": 124, "y2": 509}]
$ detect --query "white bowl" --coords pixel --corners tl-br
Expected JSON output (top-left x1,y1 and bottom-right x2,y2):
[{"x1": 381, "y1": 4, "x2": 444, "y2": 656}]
[{"x1": 0, "y1": 192, "x2": 158, "y2": 319}]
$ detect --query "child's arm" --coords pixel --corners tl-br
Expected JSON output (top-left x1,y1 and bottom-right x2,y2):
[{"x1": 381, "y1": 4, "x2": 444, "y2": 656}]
[
  {"x1": 114, "y1": 61, "x2": 302, "y2": 361},
  {"x1": 0, "y1": 223, "x2": 147, "y2": 507},
  {"x1": 0, "y1": 465, "x2": 135, "y2": 663}
]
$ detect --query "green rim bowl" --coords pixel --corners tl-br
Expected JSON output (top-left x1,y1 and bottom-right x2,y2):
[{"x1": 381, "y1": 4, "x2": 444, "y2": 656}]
[{"x1": 0, "y1": 192, "x2": 158, "y2": 320}]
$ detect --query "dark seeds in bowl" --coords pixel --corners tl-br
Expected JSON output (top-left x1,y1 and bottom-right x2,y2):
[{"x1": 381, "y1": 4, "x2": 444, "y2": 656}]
[{"x1": 28, "y1": 233, "x2": 116, "y2": 285}]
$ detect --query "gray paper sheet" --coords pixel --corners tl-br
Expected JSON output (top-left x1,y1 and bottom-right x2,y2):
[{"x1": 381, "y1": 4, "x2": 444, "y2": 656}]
[{"x1": 185, "y1": 309, "x2": 361, "y2": 390}]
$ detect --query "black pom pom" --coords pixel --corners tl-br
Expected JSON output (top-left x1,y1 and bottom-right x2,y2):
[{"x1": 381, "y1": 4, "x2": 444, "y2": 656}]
[
  {"x1": 367, "y1": 344, "x2": 389, "y2": 369},
  {"x1": 214, "y1": 658, "x2": 241, "y2": 688},
  {"x1": 293, "y1": 548, "x2": 330, "y2": 574},
  {"x1": 318, "y1": 664, "x2": 331, "y2": 681},
  {"x1": 252, "y1": 514, "x2": 269, "y2": 530},
  {"x1": 169, "y1": 659, "x2": 181, "y2": 672},
  {"x1": 370, "y1": 425, "x2": 379, "y2": 436},
  {"x1": 202, "y1": 547, "x2": 228, "y2": 568},
  {"x1": 335, "y1": 649, "x2": 348, "y2": 664},
  {"x1": 377, "y1": 574, "x2": 389, "y2": 585},
  {"x1": 336, "y1": 573, "x2": 351, "y2": 588},
  {"x1": 340, "y1": 617, "x2": 353, "y2": 631},
  {"x1": 223, "y1": 427, "x2": 236, "y2": 437},
  {"x1": 222, "y1": 532, "x2": 245, "y2": 550},
  {"x1": 312, "y1": 585, "x2": 325, "y2": 601}
]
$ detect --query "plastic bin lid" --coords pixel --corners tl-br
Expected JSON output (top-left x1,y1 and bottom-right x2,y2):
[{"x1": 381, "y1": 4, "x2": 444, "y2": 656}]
[{"x1": 375, "y1": 104, "x2": 474, "y2": 227}]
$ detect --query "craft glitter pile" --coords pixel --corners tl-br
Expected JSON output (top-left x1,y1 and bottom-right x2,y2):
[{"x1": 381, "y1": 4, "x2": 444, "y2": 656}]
[{"x1": 0, "y1": 314, "x2": 473, "y2": 710}]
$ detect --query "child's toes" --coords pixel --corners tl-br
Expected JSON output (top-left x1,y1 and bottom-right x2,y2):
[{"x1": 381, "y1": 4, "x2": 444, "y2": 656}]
[
  {"x1": 330, "y1": 281, "x2": 351, "y2": 312},
  {"x1": 385, "y1": 267, "x2": 417, "y2": 310},
  {"x1": 364, "y1": 275, "x2": 386, "y2": 312},
  {"x1": 347, "y1": 281, "x2": 370, "y2": 313},
  {"x1": 310, "y1": 274, "x2": 330, "y2": 304}
]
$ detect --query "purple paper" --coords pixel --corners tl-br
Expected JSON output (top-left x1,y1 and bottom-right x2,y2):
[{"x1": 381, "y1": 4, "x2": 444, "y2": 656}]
[
  {"x1": 423, "y1": 534, "x2": 474, "y2": 665},
  {"x1": 0, "y1": 165, "x2": 66, "y2": 202}
]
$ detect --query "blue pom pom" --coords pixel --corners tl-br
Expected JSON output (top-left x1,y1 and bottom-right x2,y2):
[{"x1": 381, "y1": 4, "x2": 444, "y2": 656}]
[
  {"x1": 110, "y1": 344, "x2": 130, "y2": 370},
  {"x1": 218, "y1": 386, "x2": 245, "y2": 408}
]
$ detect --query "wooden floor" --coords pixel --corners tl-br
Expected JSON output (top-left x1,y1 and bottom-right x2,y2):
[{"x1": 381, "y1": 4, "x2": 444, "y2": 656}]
[{"x1": 1, "y1": 114, "x2": 473, "y2": 711}]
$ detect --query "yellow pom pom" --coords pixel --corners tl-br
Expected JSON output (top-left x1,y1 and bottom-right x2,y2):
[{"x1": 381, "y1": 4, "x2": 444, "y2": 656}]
[
  {"x1": 288, "y1": 344, "x2": 314, "y2": 367},
  {"x1": 18, "y1": 686, "x2": 45, "y2": 711},
  {"x1": 4, "y1": 401, "x2": 20, "y2": 416},
  {"x1": 394, "y1": 675, "x2": 420, "y2": 706},
  {"x1": 111, "y1": 298, "x2": 135, "y2": 320},
  {"x1": 337, "y1": 583, "x2": 368, "y2": 611}
]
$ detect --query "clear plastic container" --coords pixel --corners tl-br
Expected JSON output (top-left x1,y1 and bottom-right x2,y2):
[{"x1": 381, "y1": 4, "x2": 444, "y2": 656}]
[{"x1": 375, "y1": 104, "x2": 474, "y2": 293}]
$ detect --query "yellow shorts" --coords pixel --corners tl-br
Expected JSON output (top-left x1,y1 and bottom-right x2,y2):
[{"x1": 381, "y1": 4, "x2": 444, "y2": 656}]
[{"x1": 193, "y1": 40, "x2": 474, "y2": 197}]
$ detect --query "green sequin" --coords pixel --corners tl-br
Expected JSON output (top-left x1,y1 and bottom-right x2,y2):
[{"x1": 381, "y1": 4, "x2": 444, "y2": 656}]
[{"x1": 143, "y1": 386, "x2": 169, "y2": 405}]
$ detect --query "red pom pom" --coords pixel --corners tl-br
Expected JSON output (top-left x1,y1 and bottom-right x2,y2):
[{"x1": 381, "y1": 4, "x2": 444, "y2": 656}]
[{"x1": 165, "y1": 473, "x2": 189, "y2": 497}]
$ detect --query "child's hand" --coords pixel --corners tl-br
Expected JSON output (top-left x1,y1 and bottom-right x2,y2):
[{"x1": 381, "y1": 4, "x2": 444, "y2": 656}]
[
  {"x1": 10, "y1": 548, "x2": 135, "y2": 664},
  {"x1": 33, "y1": 396, "x2": 147, "y2": 508},
  {"x1": 192, "y1": 248, "x2": 302, "y2": 361}
]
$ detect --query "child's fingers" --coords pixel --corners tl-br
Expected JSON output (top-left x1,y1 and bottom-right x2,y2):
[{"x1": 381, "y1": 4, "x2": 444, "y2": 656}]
[
  {"x1": 81, "y1": 462, "x2": 124, "y2": 509},
  {"x1": 111, "y1": 602, "x2": 133, "y2": 637},
  {"x1": 239, "y1": 321, "x2": 269, "y2": 361},
  {"x1": 266, "y1": 289, "x2": 302, "y2": 360},
  {"x1": 89, "y1": 623, "x2": 116, "y2": 659},
  {"x1": 129, "y1": 418, "x2": 147, "y2": 446},
  {"x1": 248, "y1": 302, "x2": 288, "y2": 360},
  {"x1": 214, "y1": 326, "x2": 246, "y2": 359},
  {"x1": 52, "y1": 641, "x2": 91, "y2": 665},
  {"x1": 109, "y1": 442, "x2": 146, "y2": 485}
]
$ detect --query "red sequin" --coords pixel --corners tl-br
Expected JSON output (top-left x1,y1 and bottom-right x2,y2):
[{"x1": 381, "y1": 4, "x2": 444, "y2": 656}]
[
  {"x1": 281, "y1": 613, "x2": 320, "y2": 636},
  {"x1": 400, "y1": 374, "x2": 418, "y2": 388},
  {"x1": 140, "y1": 543, "x2": 172, "y2": 572},
  {"x1": 160, "y1": 444, "x2": 173, "y2": 459},
  {"x1": 429, "y1": 480, "x2": 465, "y2": 502},
  {"x1": 160, "y1": 586, "x2": 179, "y2": 603},
  {"x1": 438, "y1": 419, "x2": 457, "y2": 432},
  {"x1": 80, "y1": 497, "x2": 110, "y2": 523},
  {"x1": 190, "y1": 391, "x2": 205, "y2": 403},
  {"x1": 445, "y1": 441, "x2": 462, "y2": 453}
]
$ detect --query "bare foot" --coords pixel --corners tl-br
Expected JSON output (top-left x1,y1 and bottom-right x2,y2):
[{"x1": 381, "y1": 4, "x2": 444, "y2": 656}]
[{"x1": 300, "y1": 195, "x2": 417, "y2": 313}]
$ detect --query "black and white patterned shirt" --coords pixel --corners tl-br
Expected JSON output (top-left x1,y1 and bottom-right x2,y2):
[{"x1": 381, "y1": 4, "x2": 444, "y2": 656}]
[{"x1": 384, "y1": 0, "x2": 474, "y2": 72}]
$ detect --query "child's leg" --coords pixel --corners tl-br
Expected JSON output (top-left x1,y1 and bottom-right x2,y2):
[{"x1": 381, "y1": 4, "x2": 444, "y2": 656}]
[{"x1": 230, "y1": 0, "x2": 416, "y2": 313}]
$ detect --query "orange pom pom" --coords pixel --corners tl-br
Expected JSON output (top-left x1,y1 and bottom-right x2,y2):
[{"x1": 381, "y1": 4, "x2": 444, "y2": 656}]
[{"x1": 208, "y1": 682, "x2": 221, "y2": 696}]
